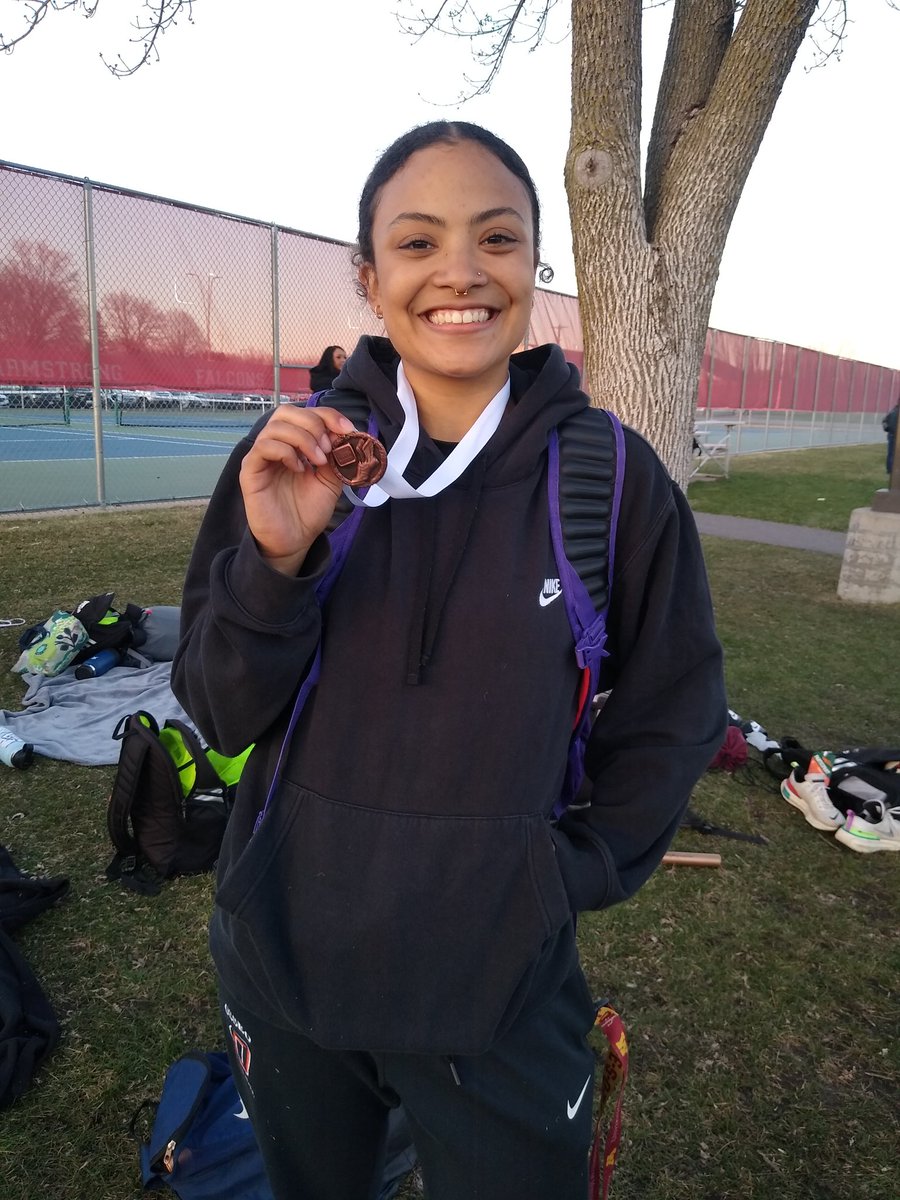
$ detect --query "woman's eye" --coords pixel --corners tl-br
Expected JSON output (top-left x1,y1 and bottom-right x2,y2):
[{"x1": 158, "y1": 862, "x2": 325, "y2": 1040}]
[
  {"x1": 482, "y1": 232, "x2": 518, "y2": 247},
  {"x1": 399, "y1": 238, "x2": 434, "y2": 251}
]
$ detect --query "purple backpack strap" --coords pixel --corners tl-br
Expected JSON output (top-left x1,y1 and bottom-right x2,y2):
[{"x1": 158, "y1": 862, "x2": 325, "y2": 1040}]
[
  {"x1": 253, "y1": 396, "x2": 377, "y2": 831},
  {"x1": 548, "y1": 408, "x2": 626, "y2": 818}
]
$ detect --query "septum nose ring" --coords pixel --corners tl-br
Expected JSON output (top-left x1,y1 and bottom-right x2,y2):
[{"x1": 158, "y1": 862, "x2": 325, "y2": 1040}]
[{"x1": 454, "y1": 271, "x2": 482, "y2": 297}]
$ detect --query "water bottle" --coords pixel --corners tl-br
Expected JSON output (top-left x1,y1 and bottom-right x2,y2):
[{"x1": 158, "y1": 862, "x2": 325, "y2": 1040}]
[
  {"x1": 0, "y1": 725, "x2": 34, "y2": 769},
  {"x1": 74, "y1": 647, "x2": 122, "y2": 679}
]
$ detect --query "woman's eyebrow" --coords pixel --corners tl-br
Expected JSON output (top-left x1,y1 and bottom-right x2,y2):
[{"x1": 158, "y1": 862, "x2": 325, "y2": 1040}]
[
  {"x1": 389, "y1": 211, "x2": 443, "y2": 228},
  {"x1": 387, "y1": 207, "x2": 527, "y2": 228},
  {"x1": 470, "y1": 207, "x2": 526, "y2": 226}
]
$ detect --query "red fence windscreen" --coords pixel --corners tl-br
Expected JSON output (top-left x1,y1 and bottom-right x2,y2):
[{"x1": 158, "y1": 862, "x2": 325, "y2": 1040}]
[{"x1": 1, "y1": 160, "x2": 896, "y2": 411}]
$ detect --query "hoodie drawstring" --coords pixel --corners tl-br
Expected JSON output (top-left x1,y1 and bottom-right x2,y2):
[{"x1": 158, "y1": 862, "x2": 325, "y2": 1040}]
[{"x1": 404, "y1": 453, "x2": 488, "y2": 685}]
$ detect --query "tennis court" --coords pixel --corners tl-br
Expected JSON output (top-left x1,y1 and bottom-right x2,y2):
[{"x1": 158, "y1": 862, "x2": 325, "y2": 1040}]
[
  {"x1": 0, "y1": 411, "x2": 246, "y2": 511},
  {"x1": 0, "y1": 406, "x2": 887, "y2": 514}
]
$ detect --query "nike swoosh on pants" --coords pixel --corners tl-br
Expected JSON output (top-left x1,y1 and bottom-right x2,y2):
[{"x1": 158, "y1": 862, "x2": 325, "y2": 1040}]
[{"x1": 566, "y1": 1074, "x2": 592, "y2": 1119}]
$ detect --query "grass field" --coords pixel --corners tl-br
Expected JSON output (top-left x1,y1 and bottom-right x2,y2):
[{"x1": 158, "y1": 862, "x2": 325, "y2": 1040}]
[
  {"x1": 688, "y1": 441, "x2": 887, "y2": 530},
  {"x1": 1, "y1": 448, "x2": 898, "y2": 1200}
]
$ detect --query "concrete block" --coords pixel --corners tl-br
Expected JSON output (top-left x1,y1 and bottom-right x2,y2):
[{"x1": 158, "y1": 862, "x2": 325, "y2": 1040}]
[{"x1": 837, "y1": 507, "x2": 900, "y2": 604}]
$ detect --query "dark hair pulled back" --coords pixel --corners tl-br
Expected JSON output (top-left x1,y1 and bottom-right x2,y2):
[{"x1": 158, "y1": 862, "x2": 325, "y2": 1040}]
[{"x1": 353, "y1": 121, "x2": 553, "y2": 297}]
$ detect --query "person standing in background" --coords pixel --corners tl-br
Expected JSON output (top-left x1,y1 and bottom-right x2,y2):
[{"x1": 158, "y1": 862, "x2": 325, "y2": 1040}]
[
  {"x1": 309, "y1": 345, "x2": 347, "y2": 393},
  {"x1": 882, "y1": 401, "x2": 899, "y2": 475}
]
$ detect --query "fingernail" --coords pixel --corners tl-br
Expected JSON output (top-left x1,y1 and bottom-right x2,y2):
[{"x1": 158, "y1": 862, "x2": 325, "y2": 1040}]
[
  {"x1": 339, "y1": 417, "x2": 355, "y2": 432},
  {"x1": 319, "y1": 434, "x2": 332, "y2": 455}
]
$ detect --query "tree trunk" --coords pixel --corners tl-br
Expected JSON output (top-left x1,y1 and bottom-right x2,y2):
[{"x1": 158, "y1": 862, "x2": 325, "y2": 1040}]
[{"x1": 566, "y1": 0, "x2": 818, "y2": 489}]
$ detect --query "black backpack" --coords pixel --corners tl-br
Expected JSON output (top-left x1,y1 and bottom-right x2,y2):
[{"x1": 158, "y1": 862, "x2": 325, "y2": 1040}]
[
  {"x1": 827, "y1": 747, "x2": 900, "y2": 815},
  {"x1": 764, "y1": 739, "x2": 900, "y2": 815},
  {"x1": 71, "y1": 592, "x2": 146, "y2": 663},
  {"x1": 105, "y1": 712, "x2": 249, "y2": 896}
]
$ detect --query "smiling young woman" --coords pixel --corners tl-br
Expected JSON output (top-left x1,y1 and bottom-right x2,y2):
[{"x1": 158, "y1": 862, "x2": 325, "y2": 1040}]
[
  {"x1": 172, "y1": 120, "x2": 726, "y2": 1200},
  {"x1": 359, "y1": 138, "x2": 538, "y2": 439}
]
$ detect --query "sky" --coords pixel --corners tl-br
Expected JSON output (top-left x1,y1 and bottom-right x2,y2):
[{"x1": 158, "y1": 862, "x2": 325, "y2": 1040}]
[{"x1": 0, "y1": 0, "x2": 897, "y2": 369}]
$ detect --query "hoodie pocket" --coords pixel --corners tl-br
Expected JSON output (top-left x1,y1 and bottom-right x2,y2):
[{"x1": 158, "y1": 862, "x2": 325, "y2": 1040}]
[{"x1": 215, "y1": 784, "x2": 573, "y2": 1055}]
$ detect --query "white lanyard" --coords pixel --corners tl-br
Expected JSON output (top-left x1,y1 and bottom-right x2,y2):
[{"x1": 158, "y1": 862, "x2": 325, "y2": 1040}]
[{"x1": 343, "y1": 362, "x2": 510, "y2": 508}]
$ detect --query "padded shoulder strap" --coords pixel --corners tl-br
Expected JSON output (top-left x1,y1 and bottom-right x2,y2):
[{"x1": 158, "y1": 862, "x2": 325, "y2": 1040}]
[
  {"x1": 549, "y1": 407, "x2": 626, "y2": 819},
  {"x1": 555, "y1": 406, "x2": 625, "y2": 616}
]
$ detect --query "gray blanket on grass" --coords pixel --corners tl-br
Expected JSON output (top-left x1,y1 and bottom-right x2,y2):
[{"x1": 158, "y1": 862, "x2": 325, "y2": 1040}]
[{"x1": 1, "y1": 661, "x2": 195, "y2": 766}]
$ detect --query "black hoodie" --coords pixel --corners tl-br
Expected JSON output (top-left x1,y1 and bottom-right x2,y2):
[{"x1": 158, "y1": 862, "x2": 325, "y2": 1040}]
[{"x1": 172, "y1": 336, "x2": 726, "y2": 1055}]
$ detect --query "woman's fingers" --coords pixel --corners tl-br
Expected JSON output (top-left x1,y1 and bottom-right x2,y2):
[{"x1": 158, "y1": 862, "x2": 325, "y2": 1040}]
[
  {"x1": 242, "y1": 406, "x2": 358, "y2": 483},
  {"x1": 248, "y1": 408, "x2": 357, "y2": 472},
  {"x1": 237, "y1": 406, "x2": 362, "y2": 563}
]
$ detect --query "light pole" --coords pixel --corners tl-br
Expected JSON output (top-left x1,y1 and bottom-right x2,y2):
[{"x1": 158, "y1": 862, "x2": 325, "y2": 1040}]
[{"x1": 188, "y1": 271, "x2": 221, "y2": 353}]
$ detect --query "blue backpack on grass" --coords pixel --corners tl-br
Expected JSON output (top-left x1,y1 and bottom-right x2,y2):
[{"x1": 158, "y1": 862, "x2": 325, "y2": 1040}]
[{"x1": 132, "y1": 1050, "x2": 417, "y2": 1200}]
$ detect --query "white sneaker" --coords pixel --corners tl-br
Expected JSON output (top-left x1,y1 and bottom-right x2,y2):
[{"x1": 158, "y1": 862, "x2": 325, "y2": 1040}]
[
  {"x1": 780, "y1": 755, "x2": 844, "y2": 832},
  {"x1": 835, "y1": 803, "x2": 900, "y2": 853}
]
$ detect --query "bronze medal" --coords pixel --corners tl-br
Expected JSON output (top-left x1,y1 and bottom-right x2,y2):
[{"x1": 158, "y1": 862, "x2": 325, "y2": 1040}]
[{"x1": 327, "y1": 430, "x2": 388, "y2": 487}]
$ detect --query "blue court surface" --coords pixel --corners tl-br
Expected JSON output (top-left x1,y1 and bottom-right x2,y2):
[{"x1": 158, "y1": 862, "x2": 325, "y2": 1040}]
[
  {"x1": 0, "y1": 414, "x2": 245, "y2": 511},
  {"x1": 0, "y1": 421, "x2": 237, "y2": 463},
  {"x1": 0, "y1": 409, "x2": 886, "y2": 514}
]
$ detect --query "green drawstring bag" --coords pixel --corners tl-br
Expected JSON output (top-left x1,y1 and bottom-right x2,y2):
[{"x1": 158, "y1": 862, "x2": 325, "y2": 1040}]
[{"x1": 12, "y1": 610, "x2": 89, "y2": 677}]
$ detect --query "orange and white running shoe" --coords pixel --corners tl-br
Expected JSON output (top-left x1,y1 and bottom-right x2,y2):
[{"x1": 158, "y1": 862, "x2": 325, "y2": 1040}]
[{"x1": 780, "y1": 754, "x2": 844, "y2": 832}]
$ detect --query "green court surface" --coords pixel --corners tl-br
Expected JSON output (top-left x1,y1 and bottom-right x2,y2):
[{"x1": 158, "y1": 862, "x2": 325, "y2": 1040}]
[{"x1": 1, "y1": 454, "x2": 229, "y2": 511}]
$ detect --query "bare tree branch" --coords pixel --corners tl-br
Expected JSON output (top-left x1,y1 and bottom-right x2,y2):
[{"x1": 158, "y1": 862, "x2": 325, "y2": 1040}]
[
  {"x1": 0, "y1": 0, "x2": 95, "y2": 55},
  {"x1": 805, "y1": 0, "x2": 848, "y2": 67},
  {"x1": 0, "y1": 0, "x2": 192, "y2": 76},
  {"x1": 396, "y1": 0, "x2": 560, "y2": 98},
  {"x1": 102, "y1": 0, "x2": 193, "y2": 77}
]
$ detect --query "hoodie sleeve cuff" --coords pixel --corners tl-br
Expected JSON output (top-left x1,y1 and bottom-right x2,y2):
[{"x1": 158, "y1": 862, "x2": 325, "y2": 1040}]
[
  {"x1": 223, "y1": 530, "x2": 332, "y2": 628},
  {"x1": 550, "y1": 821, "x2": 616, "y2": 913}
]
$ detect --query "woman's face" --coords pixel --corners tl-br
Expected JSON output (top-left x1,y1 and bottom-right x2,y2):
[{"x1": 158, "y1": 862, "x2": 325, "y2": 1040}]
[
  {"x1": 360, "y1": 140, "x2": 537, "y2": 403},
  {"x1": 332, "y1": 347, "x2": 347, "y2": 370}
]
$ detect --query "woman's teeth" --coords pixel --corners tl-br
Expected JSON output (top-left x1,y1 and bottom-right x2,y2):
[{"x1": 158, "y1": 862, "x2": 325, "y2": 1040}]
[{"x1": 427, "y1": 308, "x2": 491, "y2": 326}]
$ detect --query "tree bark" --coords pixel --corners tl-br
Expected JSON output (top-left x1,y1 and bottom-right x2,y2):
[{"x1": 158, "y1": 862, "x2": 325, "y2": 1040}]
[{"x1": 566, "y1": 0, "x2": 818, "y2": 488}]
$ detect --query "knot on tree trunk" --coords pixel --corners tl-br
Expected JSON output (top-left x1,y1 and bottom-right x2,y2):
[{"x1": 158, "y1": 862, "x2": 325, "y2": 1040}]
[{"x1": 573, "y1": 148, "x2": 613, "y2": 190}]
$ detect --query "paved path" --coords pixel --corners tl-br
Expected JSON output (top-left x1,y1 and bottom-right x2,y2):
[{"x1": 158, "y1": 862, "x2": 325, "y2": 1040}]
[{"x1": 693, "y1": 512, "x2": 846, "y2": 557}]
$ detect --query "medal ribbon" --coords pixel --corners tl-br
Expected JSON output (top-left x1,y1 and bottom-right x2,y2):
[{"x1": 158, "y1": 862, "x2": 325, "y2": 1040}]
[{"x1": 342, "y1": 361, "x2": 510, "y2": 507}]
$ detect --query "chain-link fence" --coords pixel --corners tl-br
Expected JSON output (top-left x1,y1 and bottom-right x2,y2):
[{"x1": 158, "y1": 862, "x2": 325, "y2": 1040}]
[
  {"x1": 697, "y1": 329, "x2": 898, "y2": 455},
  {"x1": 1, "y1": 159, "x2": 896, "y2": 512}
]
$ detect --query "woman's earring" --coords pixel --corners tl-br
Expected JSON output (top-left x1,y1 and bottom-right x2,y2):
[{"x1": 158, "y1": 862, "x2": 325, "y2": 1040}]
[{"x1": 375, "y1": 306, "x2": 383, "y2": 320}]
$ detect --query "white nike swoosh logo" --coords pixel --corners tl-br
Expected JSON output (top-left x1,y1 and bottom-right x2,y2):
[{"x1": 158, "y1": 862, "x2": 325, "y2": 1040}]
[
  {"x1": 567, "y1": 1074, "x2": 592, "y2": 1120},
  {"x1": 235, "y1": 1098, "x2": 250, "y2": 1120},
  {"x1": 539, "y1": 590, "x2": 563, "y2": 607}
]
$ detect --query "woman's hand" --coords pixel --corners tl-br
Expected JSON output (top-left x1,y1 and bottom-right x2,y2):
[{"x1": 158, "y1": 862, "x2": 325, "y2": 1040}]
[{"x1": 239, "y1": 405, "x2": 358, "y2": 575}]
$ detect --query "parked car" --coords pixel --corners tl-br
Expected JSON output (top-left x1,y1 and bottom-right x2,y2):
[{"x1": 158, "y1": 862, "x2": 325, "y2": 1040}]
[{"x1": 118, "y1": 390, "x2": 153, "y2": 407}]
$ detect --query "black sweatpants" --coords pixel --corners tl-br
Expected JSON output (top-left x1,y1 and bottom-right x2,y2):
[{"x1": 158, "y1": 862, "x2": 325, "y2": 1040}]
[{"x1": 220, "y1": 967, "x2": 598, "y2": 1200}]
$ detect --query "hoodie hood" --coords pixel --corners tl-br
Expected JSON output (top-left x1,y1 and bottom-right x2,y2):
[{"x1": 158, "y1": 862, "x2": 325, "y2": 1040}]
[{"x1": 334, "y1": 335, "x2": 589, "y2": 486}]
